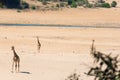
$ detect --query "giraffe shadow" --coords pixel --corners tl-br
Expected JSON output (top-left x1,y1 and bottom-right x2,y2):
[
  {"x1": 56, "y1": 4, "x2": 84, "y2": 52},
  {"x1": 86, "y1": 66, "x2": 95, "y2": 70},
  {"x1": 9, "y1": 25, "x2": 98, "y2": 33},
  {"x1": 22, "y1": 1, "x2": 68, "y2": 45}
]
[{"x1": 20, "y1": 71, "x2": 32, "y2": 74}]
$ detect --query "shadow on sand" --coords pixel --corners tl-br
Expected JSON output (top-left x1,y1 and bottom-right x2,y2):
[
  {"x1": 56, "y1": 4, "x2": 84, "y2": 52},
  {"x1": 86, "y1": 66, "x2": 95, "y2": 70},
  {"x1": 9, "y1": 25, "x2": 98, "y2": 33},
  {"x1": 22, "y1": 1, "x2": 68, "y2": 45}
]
[{"x1": 20, "y1": 71, "x2": 31, "y2": 74}]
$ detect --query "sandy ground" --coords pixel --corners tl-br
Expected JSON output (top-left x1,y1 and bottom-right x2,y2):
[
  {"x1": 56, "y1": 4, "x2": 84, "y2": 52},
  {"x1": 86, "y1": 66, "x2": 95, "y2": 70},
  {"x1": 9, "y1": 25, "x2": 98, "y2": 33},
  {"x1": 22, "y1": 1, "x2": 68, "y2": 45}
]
[
  {"x1": 0, "y1": 26, "x2": 120, "y2": 80},
  {"x1": 0, "y1": 8, "x2": 120, "y2": 27},
  {"x1": 0, "y1": 2, "x2": 120, "y2": 79}
]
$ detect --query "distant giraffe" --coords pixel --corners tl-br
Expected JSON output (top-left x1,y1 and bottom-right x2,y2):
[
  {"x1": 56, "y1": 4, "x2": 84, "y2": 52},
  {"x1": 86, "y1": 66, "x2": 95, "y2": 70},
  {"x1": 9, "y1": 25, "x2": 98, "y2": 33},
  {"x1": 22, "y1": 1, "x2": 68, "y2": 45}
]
[
  {"x1": 90, "y1": 40, "x2": 96, "y2": 54},
  {"x1": 37, "y1": 36, "x2": 41, "y2": 53},
  {"x1": 11, "y1": 46, "x2": 20, "y2": 73}
]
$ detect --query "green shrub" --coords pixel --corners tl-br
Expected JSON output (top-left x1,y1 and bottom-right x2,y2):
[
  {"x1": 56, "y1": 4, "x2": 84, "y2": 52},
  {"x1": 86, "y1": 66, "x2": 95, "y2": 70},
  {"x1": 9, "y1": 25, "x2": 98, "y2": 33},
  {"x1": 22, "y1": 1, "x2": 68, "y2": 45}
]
[
  {"x1": 115, "y1": 78, "x2": 120, "y2": 80},
  {"x1": 0, "y1": 3, "x2": 6, "y2": 8},
  {"x1": 101, "y1": 3, "x2": 110, "y2": 8},
  {"x1": 68, "y1": 0, "x2": 72, "y2": 5},
  {"x1": 111, "y1": 1, "x2": 117, "y2": 7},
  {"x1": 0, "y1": 3, "x2": 3, "y2": 8},
  {"x1": 71, "y1": 0, "x2": 77, "y2": 8},
  {"x1": 85, "y1": 3, "x2": 94, "y2": 8},
  {"x1": 56, "y1": 4, "x2": 60, "y2": 8},
  {"x1": 31, "y1": 5, "x2": 36, "y2": 10},
  {"x1": 51, "y1": 5, "x2": 54, "y2": 8},
  {"x1": 21, "y1": 1, "x2": 29, "y2": 9},
  {"x1": 95, "y1": 2, "x2": 111, "y2": 8}
]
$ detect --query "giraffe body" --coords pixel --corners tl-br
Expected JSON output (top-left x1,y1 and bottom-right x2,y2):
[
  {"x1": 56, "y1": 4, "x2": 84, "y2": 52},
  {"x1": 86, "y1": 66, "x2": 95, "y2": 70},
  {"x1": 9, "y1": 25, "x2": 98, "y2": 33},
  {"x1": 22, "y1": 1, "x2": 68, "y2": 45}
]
[
  {"x1": 11, "y1": 46, "x2": 20, "y2": 73},
  {"x1": 37, "y1": 37, "x2": 41, "y2": 53}
]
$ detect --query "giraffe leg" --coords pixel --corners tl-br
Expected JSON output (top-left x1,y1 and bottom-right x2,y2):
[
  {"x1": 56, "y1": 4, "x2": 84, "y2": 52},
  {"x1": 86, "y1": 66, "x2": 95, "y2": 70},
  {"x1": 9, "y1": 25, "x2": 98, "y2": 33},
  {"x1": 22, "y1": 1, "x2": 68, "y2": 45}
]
[
  {"x1": 18, "y1": 61, "x2": 20, "y2": 72},
  {"x1": 15, "y1": 62, "x2": 17, "y2": 73},
  {"x1": 38, "y1": 45, "x2": 41, "y2": 53},
  {"x1": 12, "y1": 61, "x2": 14, "y2": 73},
  {"x1": 37, "y1": 45, "x2": 39, "y2": 52}
]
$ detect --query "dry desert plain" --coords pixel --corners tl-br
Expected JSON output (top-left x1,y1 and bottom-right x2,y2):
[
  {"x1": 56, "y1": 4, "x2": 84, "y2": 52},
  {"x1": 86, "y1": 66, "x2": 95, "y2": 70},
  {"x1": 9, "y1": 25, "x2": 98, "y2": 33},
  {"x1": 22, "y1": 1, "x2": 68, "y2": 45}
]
[
  {"x1": 0, "y1": 8, "x2": 120, "y2": 27},
  {"x1": 0, "y1": 26, "x2": 120, "y2": 80},
  {"x1": 0, "y1": 6, "x2": 120, "y2": 80}
]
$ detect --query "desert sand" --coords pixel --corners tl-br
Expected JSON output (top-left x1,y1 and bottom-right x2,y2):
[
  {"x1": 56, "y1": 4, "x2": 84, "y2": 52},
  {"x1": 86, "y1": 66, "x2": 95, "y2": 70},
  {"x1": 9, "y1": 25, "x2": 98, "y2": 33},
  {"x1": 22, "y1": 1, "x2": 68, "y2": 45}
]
[
  {"x1": 0, "y1": 8, "x2": 120, "y2": 27},
  {"x1": 0, "y1": 26, "x2": 120, "y2": 80},
  {"x1": 0, "y1": 1, "x2": 120, "y2": 79}
]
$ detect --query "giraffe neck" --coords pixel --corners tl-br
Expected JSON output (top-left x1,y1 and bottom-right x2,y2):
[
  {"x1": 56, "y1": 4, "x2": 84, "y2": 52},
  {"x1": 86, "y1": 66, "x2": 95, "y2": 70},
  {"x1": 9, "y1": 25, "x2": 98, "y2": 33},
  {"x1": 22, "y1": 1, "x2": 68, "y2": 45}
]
[
  {"x1": 37, "y1": 38, "x2": 40, "y2": 43},
  {"x1": 92, "y1": 42, "x2": 94, "y2": 47},
  {"x1": 12, "y1": 49, "x2": 17, "y2": 56},
  {"x1": 91, "y1": 41, "x2": 95, "y2": 52}
]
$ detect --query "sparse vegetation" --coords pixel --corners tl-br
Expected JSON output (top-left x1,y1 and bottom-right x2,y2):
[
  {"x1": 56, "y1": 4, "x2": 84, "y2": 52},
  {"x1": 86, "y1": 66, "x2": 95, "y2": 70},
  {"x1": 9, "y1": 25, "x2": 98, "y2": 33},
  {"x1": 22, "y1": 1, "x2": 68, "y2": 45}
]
[
  {"x1": 65, "y1": 72, "x2": 80, "y2": 80},
  {"x1": 111, "y1": 1, "x2": 117, "y2": 7},
  {"x1": 68, "y1": 0, "x2": 72, "y2": 5},
  {"x1": 31, "y1": 5, "x2": 36, "y2": 10},
  {"x1": 65, "y1": 40, "x2": 120, "y2": 80},
  {"x1": 101, "y1": 3, "x2": 111, "y2": 8},
  {"x1": 56, "y1": 4, "x2": 60, "y2": 8},
  {"x1": 77, "y1": 0, "x2": 88, "y2": 6},
  {"x1": 6, "y1": 0, "x2": 21, "y2": 8},
  {"x1": 85, "y1": 3, "x2": 94, "y2": 8},
  {"x1": 97, "y1": 0, "x2": 105, "y2": 3},
  {"x1": 60, "y1": 2, "x2": 66, "y2": 7},
  {"x1": 86, "y1": 40, "x2": 120, "y2": 80},
  {"x1": 0, "y1": 0, "x2": 118, "y2": 9},
  {"x1": 0, "y1": 3, "x2": 3, "y2": 8},
  {"x1": 42, "y1": 0, "x2": 48, "y2": 5},
  {"x1": 94, "y1": 2, "x2": 111, "y2": 8},
  {"x1": 21, "y1": 1, "x2": 29, "y2": 9},
  {"x1": 71, "y1": 0, "x2": 77, "y2": 8}
]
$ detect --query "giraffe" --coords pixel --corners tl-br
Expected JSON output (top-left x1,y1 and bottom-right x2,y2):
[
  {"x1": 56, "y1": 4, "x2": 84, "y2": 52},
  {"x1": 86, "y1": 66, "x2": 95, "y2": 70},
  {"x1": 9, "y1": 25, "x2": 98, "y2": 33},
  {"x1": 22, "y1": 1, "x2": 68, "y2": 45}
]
[
  {"x1": 37, "y1": 36, "x2": 41, "y2": 53},
  {"x1": 90, "y1": 40, "x2": 96, "y2": 55},
  {"x1": 11, "y1": 46, "x2": 20, "y2": 73}
]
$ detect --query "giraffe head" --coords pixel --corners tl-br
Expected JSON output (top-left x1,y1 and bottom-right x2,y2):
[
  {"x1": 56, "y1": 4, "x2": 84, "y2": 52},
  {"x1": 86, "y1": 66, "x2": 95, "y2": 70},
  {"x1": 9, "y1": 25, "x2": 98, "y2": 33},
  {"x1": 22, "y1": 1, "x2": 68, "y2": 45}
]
[{"x1": 11, "y1": 46, "x2": 15, "y2": 50}]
